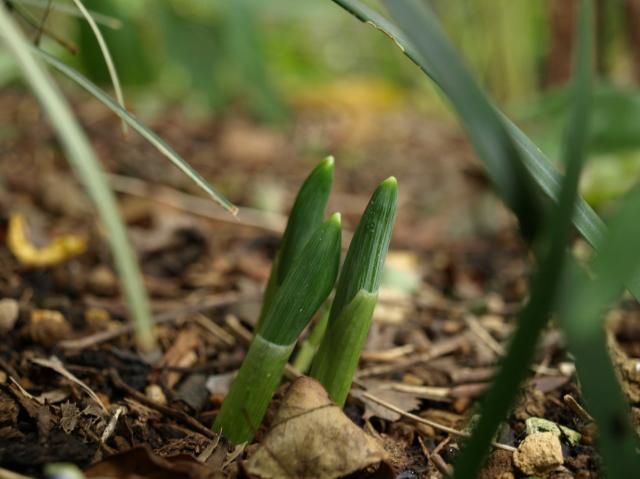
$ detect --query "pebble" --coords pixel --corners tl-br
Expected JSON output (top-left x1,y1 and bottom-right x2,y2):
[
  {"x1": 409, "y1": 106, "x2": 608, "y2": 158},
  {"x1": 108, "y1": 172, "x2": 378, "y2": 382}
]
[
  {"x1": 29, "y1": 309, "x2": 72, "y2": 347},
  {"x1": 513, "y1": 431, "x2": 563, "y2": 476},
  {"x1": 0, "y1": 298, "x2": 19, "y2": 333},
  {"x1": 88, "y1": 265, "x2": 118, "y2": 297}
]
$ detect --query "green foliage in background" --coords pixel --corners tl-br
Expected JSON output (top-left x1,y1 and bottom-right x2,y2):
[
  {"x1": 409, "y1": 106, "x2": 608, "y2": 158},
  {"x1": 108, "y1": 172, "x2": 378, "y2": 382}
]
[{"x1": 334, "y1": 0, "x2": 640, "y2": 475}]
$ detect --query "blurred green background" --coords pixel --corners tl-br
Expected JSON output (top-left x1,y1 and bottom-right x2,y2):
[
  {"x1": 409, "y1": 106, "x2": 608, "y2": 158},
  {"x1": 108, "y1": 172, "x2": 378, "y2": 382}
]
[{"x1": 4, "y1": 0, "x2": 640, "y2": 208}]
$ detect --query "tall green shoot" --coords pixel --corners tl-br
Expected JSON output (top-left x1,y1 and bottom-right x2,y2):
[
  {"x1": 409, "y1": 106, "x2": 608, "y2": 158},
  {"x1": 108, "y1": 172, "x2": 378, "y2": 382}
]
[
  {"x1": 256, "y1": 157, "x2": 334, "y2": 332},
  {"x1": 214, "y1": 214, "x2": 342, "y2": 444},
  {"x1": 311, "y1": 177, "x2": 398, "y2": 405}
]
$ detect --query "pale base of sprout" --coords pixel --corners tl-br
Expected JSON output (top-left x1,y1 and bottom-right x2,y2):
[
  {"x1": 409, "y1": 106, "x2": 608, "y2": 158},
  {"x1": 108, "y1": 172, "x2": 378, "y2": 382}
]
[
  {"x1": 213, "y1": 334, "x2": 294, "y2": 444},
  {"x1": 311, "y1": 290, "x2": 378, "y2": 406},
  {"x1": 292, "y1": 307, "x2": 330, "y2": 374}
]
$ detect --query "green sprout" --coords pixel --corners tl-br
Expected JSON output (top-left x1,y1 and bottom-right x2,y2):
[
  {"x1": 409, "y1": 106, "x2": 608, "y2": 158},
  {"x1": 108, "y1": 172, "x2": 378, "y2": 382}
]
[
  {"x1": 256, "y1": 156, "x2": 334, "y2": 333},
  {"x1": 214, "y1": 213, "x2": 342, "y2": 444},
  {"x1": 311, "y1": 177, "x2": 398, "y2": 405},
  {"x1": 292, "y1": 304, "x2": 329, "y2": 373}
]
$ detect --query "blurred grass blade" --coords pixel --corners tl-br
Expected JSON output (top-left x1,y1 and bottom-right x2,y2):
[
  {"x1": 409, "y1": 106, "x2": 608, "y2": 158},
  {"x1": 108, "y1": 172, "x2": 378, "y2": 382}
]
[
  {"x1": 0, "y1": 5, "x2": 154, "y2": 350},
  {"x1": 312, "y1": 177, "x2": 397, "y2": 405},
  {"x1": 70, "y1": 0, "x2": 126, "y2": 133},
  {"x1": 33, "y1": 48, "x2": 238, "y2": 215},
  {"x1": 215, "y1": 214, "x2": 342, "y2": 443},
  {"x1": 382, "y1": 0, "x2": 540, "y2": 240},
  {"x1": 14, "y1": 0, "x2": 122, "y2": 28},
  {"x1": 453, "y1": 0, "x2": 593, "y2": 475},
  {"x1": 557, "y1": 190, "x2": 640, "y2": 478},
  {"x1": 257, "y1": 157, "x2": 334, "y2": 332},
  {"x1": 329, "y1": 0, "x2": 637, "y2": 299}
]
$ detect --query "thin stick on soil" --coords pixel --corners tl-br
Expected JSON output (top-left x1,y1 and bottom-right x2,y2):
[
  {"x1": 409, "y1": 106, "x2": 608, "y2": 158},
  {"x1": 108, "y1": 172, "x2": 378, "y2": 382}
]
[
  {"x1": 59, "y1": 292, "x2": 244, "y2": 350},
  {"x1": 360, "y1": 391, "x2": 516, "y2": 452},
  {"x1": 108, "y1": 368, "x2": 215, "y2": 440}
]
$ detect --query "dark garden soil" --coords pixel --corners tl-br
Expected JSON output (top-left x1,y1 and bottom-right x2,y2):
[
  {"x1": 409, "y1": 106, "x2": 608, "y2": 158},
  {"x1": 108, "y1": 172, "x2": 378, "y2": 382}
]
[{"x1": 0, "y1": 88, "x2": 638, "y2": 478}]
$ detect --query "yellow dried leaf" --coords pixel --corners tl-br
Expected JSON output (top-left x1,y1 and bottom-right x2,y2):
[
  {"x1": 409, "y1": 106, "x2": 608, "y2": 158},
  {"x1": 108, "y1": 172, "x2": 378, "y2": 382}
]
[{"x1": 7, "y1": 213, "x2": 86, "y2": 267}]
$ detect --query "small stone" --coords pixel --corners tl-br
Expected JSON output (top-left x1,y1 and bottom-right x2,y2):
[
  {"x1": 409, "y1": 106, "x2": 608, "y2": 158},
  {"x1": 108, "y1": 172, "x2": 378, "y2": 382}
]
[
  {"x1": 29, "y1": 309, "x2": 72, "y2": 347},
  {"x1": 84, "y1": 307, "x2": 112, "y2": 332},
  {"x1": 513, "y1": 432, "x2": 564, "y2": 476},
  {"x1": 145, "y1": 384, "x2": 167, "y2": 406},
  {"x1": 88, "y1": 265, "x2": 118, "y2": 297},
  {"x1": 0, "y1": 298, "x2": 19, "y2": 333}
]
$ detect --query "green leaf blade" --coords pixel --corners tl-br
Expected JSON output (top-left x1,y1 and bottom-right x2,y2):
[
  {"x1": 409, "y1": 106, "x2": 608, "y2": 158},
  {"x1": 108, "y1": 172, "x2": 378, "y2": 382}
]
[
  {"x1": 257, "y1": 157, "x2": 334, "y2": 330},
  {"x1": 259, "y1": 213, "x2": 342, "y2": 345},
  {"x1": 330, "y1": 176, "x2": 397, "y2": 322},
  {"x1": 33, "y1": 48, "x2": 237, "y2": 215},
  {"x1": 311, "y1": 289, "x2": 377, "y2": 405},
  {"x1": 453, "y1": 1, "x2": 594, "y2": 475},
  {"x1": 311, "y1": 177, "x2": 398, "y2": 404}
]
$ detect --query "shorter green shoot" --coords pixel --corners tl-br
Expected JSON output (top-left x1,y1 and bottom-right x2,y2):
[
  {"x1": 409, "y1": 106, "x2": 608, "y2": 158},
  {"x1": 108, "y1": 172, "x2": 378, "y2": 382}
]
[
  {"x1": 292, "y1": 305, "x2": 330, "y2": 373},
  {"x1": 311, "y1": 177, "x2": 398, "y2": 405},
  {"x1": 214, "y1": 213, "x2": 342, "y2": 444},
  {"x1": 256, "y1": 157, "x2": 334, "y2": 332}
]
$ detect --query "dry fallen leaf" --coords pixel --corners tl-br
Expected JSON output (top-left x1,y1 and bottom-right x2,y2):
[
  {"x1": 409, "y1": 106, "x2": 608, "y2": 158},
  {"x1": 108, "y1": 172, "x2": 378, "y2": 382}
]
[
  {"x1": 7, "y1": 213, "x2": 86, "y2": 267},
  {"x1": 351, "y1": 380, "x2": 421, "y2": 422},
  {"x1": 244, "y1": 377, "x2": 388, "y2": 479},
  {"x1": 84, "y1": 445, "x2": 217, "y2": 479}
]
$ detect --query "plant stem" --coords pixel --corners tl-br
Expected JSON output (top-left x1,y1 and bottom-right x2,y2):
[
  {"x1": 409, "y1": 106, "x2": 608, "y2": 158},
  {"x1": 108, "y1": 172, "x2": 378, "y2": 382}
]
[
  {"x1": 256, "y1": 157, "x2": 334, "y2": 333},
  {"x1": 292, "y1": 305, "x2": 330, "y2": 373},
  {"x1": 213, "y1": 334, "x2": 293, "y2": 444},
  {"x1": 311, "y1": 177, "x2": 397, "y2": 405},
  {"x1": 311, "y1": 290, "x2": 377, "y2": 405}
]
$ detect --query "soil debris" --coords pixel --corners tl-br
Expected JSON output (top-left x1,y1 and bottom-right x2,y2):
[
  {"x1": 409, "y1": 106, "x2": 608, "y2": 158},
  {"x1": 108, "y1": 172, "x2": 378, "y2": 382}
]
[{"x1": 513, "y1": 431, "x2": 564, "y2": 476}]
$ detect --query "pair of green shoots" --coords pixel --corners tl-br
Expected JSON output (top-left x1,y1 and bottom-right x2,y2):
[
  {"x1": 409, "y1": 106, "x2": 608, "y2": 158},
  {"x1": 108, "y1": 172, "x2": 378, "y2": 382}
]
[{"x1": 213, "y1": 157, "x2": 398, "y2": 444}]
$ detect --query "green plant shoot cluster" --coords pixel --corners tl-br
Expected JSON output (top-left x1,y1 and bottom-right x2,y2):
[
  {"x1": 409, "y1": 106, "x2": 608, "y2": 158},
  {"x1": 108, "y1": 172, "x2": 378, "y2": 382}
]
[
  {"x1": 214, "y1": 159, "x2": 398, "y2": 443},
  {"x1": 213, "y1": 212, "x2": 342, "y2": 444}
]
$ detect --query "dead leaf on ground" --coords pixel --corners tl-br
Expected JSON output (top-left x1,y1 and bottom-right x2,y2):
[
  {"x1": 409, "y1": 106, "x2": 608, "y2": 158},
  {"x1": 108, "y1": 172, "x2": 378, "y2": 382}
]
[
  {"x1": 352, "y1": 380, "x2": 421, "y2": 422},
  {"x1": 84, "y1": 445, "x2": 218, "y2": 479},
  {"x1": 244, "y1": 377, "x2": 389, "y2": 479}
]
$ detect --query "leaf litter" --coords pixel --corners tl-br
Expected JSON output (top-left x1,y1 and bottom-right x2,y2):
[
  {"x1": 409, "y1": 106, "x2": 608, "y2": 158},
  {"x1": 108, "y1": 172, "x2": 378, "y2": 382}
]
[{"x1": 0, "y1": 90, "x2": 637, "y2": 477}]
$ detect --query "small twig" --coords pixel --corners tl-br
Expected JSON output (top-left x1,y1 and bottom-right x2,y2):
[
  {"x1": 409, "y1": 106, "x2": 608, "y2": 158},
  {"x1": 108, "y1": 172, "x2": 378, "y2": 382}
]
[
  {"x1": 11, "y1": 0, "x2": 122, "y2": 28},
  {"x1": 31, "y1": 356, "x2": 108, "y2": 413},
  {"x1": 360, "y1": 344, "x2": 415, "y2": 362},
  {"x1": 464, "y1": 315, "x2": 504, "y2": 356},
  {"x1": 194, "y1": 313, "x2": 236, "y2": 347},
  {"x1": 100, "y1": 404, "x2": 125, "y2": 443},
  {"x1": 361, "y1": 391, "x2": 516, "y2": 452},
  {"x1": 356, "y1": 333, "x2": 469, "y2": 378},
  {"x1": 431, "y1": 452, "x2": 454, "y2": 477},
  {"x1": 5, "y1": 2, "x2": 77, "y2": 53},
  {"x1": 108, "y1": 174, "x2": 286, "y2": 234},
  {"x1": 33, "y1": 0, "x2": 51, "y2": 45},
  {"x1": 59, "y1": 292, "x2": 243, "y2": 350},
  {"x1": 563, "y1": 394, "x2": 593, "y2": 423},
  {"x1": 108, "y1": 368, "x2": 215, "y2": 439}
]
